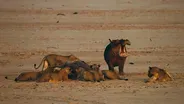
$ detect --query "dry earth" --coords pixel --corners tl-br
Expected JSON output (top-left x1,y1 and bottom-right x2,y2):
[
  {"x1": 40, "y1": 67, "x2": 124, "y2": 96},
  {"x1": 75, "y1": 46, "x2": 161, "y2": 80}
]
[{"x1": 0, "y1": 0, "x2": 184, "y2": 104}]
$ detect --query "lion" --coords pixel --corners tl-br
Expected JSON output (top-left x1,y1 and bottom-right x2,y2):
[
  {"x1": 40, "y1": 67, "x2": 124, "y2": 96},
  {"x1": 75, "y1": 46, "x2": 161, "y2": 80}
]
[
  {"x1": 89, "y1": 64, "x2": 101, "y2": 70},
  {"x1": 90, "y1": 65, "x2": 105, "y2": 81},
  {"x1": 36, "y1": 67, "x2": 71, "y2": 83},
  {"x1": 104, "y1": 39, "x2": 131, "y2": 75},
  {"x1": 34, "y1": 54, "x2": 80, "y2": 72},
  {"x1": 76, "y1": 67, "x2": 104, "y2": 82},
  {"x1": 102, "y1": 70, "x2": 128, "y2": 81},
  {"x1": 146, "y1": 66, "x2": 173, "y2": 83},
  {"x1": 61, "y1": 61, "x2": 102, "y2": 80},
  {"x1": 76, "y1": 68, "x2": 95, "y2": 82},
  {"x1": 15, "y1": 71, "x2": 42, "y2": 82}
]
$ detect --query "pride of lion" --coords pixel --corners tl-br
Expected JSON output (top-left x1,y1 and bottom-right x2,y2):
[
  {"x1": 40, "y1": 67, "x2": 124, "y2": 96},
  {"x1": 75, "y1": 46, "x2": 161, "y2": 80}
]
[{"x1": 13, "y1": 38, "x2": 173, "y2": 84}]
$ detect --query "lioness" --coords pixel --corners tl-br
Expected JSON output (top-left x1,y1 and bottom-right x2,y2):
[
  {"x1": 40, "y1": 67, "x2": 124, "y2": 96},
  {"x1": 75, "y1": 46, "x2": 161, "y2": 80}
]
[
  {"x1": 36, "y1": 67, "x2": 71, "y2": 82},
  {"x1": 34, "y1": 54, "x2": 80, "y2": 72},
  {"x1": 91, "y1": 66, "x2": 105, "y2": 81},
  {"x1": 62, "y1": 61, "x2": 102, "y2": 80},
  {"x1": 89, "y1": 64, "x2": 101, "y2": 70},
  {"x1": 102, "y1": 70, "x2": 128, "y2": 80},
  {"x1": 36, "y1": 67, "x2": 71, "y2": 83},
  {"x1": 76, "y1": 67, "x2": 104, "y2": 82},
  {"x1": 146, "y1": 66, "x2": 173, "y2": 83},
  {"x1": 15, "y1": 71, "x2": 42, "y2": 82}
]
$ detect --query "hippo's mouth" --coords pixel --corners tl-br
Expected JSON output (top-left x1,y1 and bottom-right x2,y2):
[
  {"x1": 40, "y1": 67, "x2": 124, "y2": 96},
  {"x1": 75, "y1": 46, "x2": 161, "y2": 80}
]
[{"x1": 118, "y1": 46, "x2": 128, "y2": 57}]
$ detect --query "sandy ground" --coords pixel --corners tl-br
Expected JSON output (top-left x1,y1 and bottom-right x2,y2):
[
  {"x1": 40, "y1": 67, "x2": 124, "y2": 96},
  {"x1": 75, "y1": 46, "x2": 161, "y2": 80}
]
[{"x1": 0, "y1": 0, "x2": 184, "y2": 104}]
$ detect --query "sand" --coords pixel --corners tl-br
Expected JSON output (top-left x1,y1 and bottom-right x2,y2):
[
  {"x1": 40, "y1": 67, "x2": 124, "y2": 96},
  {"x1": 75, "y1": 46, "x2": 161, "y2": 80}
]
[{"x1": 0, "y1": 0, "x2": 184, "y2": 104}]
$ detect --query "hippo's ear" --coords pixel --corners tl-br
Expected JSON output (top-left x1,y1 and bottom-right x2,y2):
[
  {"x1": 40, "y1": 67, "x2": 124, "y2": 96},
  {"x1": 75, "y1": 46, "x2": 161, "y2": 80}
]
[
  {"x1": 89, "y1": 65, "x2": 93, "y2": 68},
  {"x1": 109, "y1": 39, "x2": 112, "y2": 43}
]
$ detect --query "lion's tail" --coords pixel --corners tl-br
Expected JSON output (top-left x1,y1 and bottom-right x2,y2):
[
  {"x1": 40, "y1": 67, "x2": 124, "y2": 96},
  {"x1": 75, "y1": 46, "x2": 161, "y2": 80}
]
[{"x1": 34, "y1": 57, "x2": 45, "y2": 70}]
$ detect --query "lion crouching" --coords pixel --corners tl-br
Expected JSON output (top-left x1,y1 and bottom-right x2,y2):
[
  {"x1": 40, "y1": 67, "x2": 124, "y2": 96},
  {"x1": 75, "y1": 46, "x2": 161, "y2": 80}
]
[{"x1": 146, "y1": 66, "x2": 173, "y2": 83}]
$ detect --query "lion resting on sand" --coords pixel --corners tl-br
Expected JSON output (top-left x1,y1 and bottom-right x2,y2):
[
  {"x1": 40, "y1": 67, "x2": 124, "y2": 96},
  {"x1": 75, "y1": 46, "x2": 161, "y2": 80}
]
[
  {"x1": 89, "y1": 64, "x2": 128, "y2": 81},
  {"x1": 15, "y1": 71, "x2": 42, "y2": 82},
  {"x1": 76, "y1": 67, "x2": 105, "y2": 82},
  {"x1": 34, "y1": 54, "x2": 80, "y2": 72},
  {"x1": 36, "y1": 67, "x2": 71, "y2": 83},
  {"x1": 89, "y1": 64, "x2": 101, "y2": 70},
  {"x1": 102, "y1": 70, "x2": 128, "y2": 81},
  {"x1": 146, "y1": 66, "x2": 173, "y2": 83},
  {"x1": 62, "y1": 61, "x2": 102, "y2": 80},
  {"x1": 104, "y1": 39, "x2": 131, "y2": 75}
]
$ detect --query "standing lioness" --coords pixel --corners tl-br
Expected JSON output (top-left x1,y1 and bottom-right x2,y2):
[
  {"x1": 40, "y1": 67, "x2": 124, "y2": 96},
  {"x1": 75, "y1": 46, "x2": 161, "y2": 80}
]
[{"x1": 34, "y1": 54, "x2": 80, "y2": 72}]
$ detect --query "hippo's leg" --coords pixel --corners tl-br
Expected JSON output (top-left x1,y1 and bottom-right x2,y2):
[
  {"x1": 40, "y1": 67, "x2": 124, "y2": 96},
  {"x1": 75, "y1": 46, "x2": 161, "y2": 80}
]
[
  {"x1": 108, "y1": 62, "x2": 114, "y2": 71},
  {"x1": 119, "y1": 58, "x2": 126, "y2": 75}
]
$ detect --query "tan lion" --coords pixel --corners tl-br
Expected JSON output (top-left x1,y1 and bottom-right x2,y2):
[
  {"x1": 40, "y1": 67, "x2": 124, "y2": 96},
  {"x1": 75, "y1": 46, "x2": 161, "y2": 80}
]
[
  {"x1": 15, "y1": 71, "x2": 42, "y2": 82},
  {"x1": 146, "y1": 66, "x2": 173, "y2": 83},
  {"x1": 76, "y1": 67, "x2": 105, "y2": 82},
  {"x1": 102, "y1": 70, "x2": 128, "y2": 81},
  {"x1": 36, "y1": 67, "x2": 71, "y2": 83},
  {"x1": 89, "y1": 64, "x2": 128, "y2": 81},
  {"x1": 34, "y1": 54, "x2": 80, "y2": 72}
]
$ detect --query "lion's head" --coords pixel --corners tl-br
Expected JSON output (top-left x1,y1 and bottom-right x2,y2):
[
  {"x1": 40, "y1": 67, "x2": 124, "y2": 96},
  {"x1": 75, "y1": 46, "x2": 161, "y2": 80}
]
[
  {"x1": 148, "y1": 66, "x2": 159, "y2": 78},
  {"x1": 90, "y1": 64, "x2": 101, "y2": 71}
]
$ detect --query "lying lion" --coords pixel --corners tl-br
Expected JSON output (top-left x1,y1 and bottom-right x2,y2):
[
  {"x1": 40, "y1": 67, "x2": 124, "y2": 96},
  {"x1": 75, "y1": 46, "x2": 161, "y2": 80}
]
[
  {"x1": 102, "y1": 70, "x2": 128, "y2": 81},
  {"x1": 62, "y1": 62, "x2": 102, "y2": 80},
  {"x1": 76, "y1": 67, "x2": 105, "y2": 82},
  {"x1": 36, "y1": 67, "x2": 71, "y2": 83},
  {"x1": 15, "y1": 71, "x2": 42, "y2": 82},
  {"x1": 146, "y1": 66, "x2": 173, "y2": 83},
  {"x1": 89, "y1": 64, "x2": 128, "y2": 81},
  {"x1": 89, "y1": 64, "x2": 101, "y2": 70}
]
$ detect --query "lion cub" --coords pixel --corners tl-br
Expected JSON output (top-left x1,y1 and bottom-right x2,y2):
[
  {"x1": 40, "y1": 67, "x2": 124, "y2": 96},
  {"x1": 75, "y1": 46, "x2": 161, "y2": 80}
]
[
  {"x1": 15, "y1": 71, "x2": 42, "y2": 82},
  {"x1": 102, "y1": 70, "x2": 128, "y2": 81},
  {"x1": 146, "y1": 66, "x2": 173, "y2": 83},
  {"x1": 36, "y1": 67, "x2": 71, "y2": 83},
  {"x1": 76, "y1": 67, "x2": 105, "y2": 82}
]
